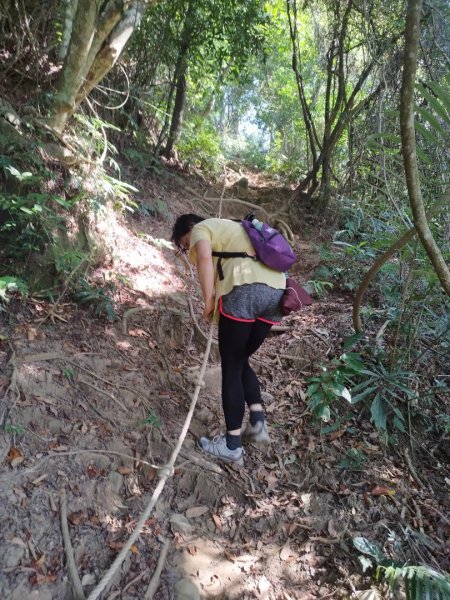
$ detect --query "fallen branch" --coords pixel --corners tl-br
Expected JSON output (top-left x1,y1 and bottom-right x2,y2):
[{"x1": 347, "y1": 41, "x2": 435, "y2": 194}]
[
  {"x1": 144, "y1": 538, "x2": 170, "y2": 599},
  {"x1": 404, "y1": 447, "x2": 425, "y2": 489},
  {"x1": 86, "y1": 323, "x2": 215, "y2": 600},
  {"x1": 78, "y1": 377, "x2": 128, "y2": 412},
  {"x1": 60, "y1": 487, "x2": 86, "y2": 600}
]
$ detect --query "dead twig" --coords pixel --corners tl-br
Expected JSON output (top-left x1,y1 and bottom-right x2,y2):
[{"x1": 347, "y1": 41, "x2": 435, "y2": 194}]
[
  {"x1": 144, "y1": 538, "x2": 170, "y2": 599},
  {"x1": 78, "y1": 377, "x2": 128, "y2": 412},
  {"x1": 404, "y1": 447, "x2": 425, "y2": 489},
  {"x1": 60, "y1": 487, "x2": 86, "y2": 600}
]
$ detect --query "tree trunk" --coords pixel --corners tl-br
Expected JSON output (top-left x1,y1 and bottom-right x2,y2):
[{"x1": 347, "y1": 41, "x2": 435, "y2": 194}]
[
  {"x1": 163, "y1": 61, "x2": 187, "y2": 158},
  {"x1": 400, "y1": 0, "x2": 450, "y2": 295},
  {"x1": 163, "y1": 0, "x2": 195, "y2": 159},
  {"x1": 48, "y1": 0, "x2": 150, "y2": 133},
  {"x1": 48, "y1": 0, "x2": 99, "y2": 133}
]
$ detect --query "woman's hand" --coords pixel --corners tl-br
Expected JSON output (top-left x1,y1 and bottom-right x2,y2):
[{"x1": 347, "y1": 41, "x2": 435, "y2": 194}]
[{"x1": 203, "y1": 296, "x2": 215, "y2": 320}]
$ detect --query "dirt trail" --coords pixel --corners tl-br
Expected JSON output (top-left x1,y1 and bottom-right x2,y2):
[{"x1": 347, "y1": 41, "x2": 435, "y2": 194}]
[{"x1": 0, "y1": 171, "x2": 448, "y2": 600}]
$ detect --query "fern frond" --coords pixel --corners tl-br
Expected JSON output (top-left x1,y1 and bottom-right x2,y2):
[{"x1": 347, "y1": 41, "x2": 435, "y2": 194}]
[{"x1": 379, "y1": 564, "x2": 450, "y2": 600}]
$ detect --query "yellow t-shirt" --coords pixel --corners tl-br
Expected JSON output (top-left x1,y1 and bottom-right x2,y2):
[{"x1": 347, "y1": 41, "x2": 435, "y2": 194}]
[{"x1": 189, "y1": 218, "x2": 286, "y2": 321}]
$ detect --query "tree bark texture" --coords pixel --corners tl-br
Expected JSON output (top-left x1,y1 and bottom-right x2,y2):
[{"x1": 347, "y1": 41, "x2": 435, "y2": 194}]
[
  {"x1": 49, "y1": 0, "x2": 151, "y2": 133},
  {"x1": 400, "y1": 0, "x2": 450, "y2": 295}
]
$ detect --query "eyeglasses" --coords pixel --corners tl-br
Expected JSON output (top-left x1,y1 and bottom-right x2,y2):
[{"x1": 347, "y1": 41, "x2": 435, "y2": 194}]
[{"x1": 175, "y1": 243, "x2": 189, "y2": 257}]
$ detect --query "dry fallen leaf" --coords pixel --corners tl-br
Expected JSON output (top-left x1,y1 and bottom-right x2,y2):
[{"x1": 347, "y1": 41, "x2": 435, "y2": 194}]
[
  {"x1": 117, "y1": 466, "x2": 134, "y2": 475},
  {"x1": 224, "y1": 549, "x2": 237, "y2": 562},
  {"x1": 327, "y1": 519, "x2": 338, "y2": 538},
  {"x1": 280, "y1": 542, "x2": 295, "y2": 561},
  {"x1": 371, "y1": 485, "x2": 395, "y2": 496},
  {"x1": 128, "y1": 328, "x2": 149, "y2": 337},
  {"x1": 27, "y1": 327, "x2": 37, "y2": 341},
  {"x1": 186, "y1": 544, "x2": 197, "y2": 555},
  {"x1": 212, "y1": 514, "x2": 222, "y2": 531},
  {"x1": 68, "y1": 511, "x2": 86, "y2": 526},
  {"x1": 7, "y1": 447, "x2": 24, "y2": 468},
  {"x1": 186, "y1": 506, "x2": 209, "y2": 519}
]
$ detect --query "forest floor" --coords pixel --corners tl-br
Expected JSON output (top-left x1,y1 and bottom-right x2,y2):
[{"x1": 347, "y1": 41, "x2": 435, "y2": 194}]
[{"x1": 0, "y1": 166, "x2": 449, "y2": 600}]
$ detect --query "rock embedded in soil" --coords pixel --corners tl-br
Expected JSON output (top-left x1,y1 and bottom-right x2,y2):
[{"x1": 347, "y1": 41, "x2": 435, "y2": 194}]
[{"x1": 174, "y1": 578, "x2": 201, "y2": 600}]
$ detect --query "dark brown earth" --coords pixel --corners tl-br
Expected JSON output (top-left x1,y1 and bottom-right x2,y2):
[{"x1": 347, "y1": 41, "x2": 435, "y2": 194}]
[{"x1": 0, "y1": 169, "x2": 449, "y2": 600}]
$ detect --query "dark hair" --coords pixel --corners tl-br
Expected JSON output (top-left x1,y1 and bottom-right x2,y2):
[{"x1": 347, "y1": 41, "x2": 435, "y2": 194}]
[{"x1": 171, "y1": 213, "x2": 205, "y2": 249}]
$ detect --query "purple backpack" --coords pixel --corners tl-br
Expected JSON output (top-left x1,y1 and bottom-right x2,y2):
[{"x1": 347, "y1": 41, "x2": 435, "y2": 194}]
[
  {"x1": 212, "y1": 217, "x2": 297, "y2": 280},
  {"x1": 241, "y1": 219, "x2": 297, "y2": 272}
]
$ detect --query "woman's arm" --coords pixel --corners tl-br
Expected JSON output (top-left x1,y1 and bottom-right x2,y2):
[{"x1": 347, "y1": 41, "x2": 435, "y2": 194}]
[{"x1": 195, "y1": 239, "x2": 215, "y2": 319}]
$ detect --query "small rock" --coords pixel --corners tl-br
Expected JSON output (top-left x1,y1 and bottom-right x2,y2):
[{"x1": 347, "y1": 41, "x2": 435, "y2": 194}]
[
  {"x1": 174, "y1": 578, "x2": 200, "y2": 600},
  {"x1": 81, "y1": 573, "x2": 96, "y2": 587},
  {"x1": 3, "y1": 542, "x2": 26, "y2": 568},
  {"x1": 169, "y1": 513, "x2": 194, "y2": 534},
  {"x1": 108, "y1": 471, "x2": 123, "y2": 494}
]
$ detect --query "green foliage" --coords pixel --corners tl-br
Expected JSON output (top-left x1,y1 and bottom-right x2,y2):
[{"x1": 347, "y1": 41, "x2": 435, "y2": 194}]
[
  {"x1": 0, "y1": 276, "x2": 28, "y2": 307},
  {"x1": 353, "y1": 537, "x2": 450, "y2": 600},
  {"x1": 73, "y1": 278, "x2": 117, "y2": 321},
  {"x1": 305, "y1": 333, "x2": 437, "y2": 437},
  {"x1": 338, "y1": 447, "x2": 367, "y2": 471},
  {"x1": 307, "y1": 350, "x2": 363, "y2": 422},
  {"x1": 62, "y1": 367, "x2": 75, "y2": 381},
  {"x1": 3, "y1": 423, "x2": 24, "y2": 436},
  {"x1": 139, "y1": 409, "x2": 161, "y2": 429},
  {"x1": 306, "y1": 279, "x2": 333, "y2": 298},
  {"x1": 177, "y1": 118, "x2": 222, "y2": 174}
]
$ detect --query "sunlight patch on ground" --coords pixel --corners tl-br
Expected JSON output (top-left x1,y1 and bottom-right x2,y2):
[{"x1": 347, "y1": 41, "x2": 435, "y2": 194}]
[{"x1": 91, "y1": 207, "x2": 183, "y2": 298}]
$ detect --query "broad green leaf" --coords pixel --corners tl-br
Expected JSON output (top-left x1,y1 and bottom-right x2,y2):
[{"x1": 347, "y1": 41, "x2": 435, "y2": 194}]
[
  {"x1": 343, "y1": 333, "x2": 364, "y2": 350},
  {"x1": 351, "y1": 385, "x2": 378, "y2": 404},
  {"x1": 353, "y1": 537, "x2": 385, "y2": 562},
  {"x1": 370, "y1": 395, "x2": 387, "y2": 430},
  {"x1": 426, "y1": 80, "x2": 450, "y2": 110},
  {"x1": 414, "y1": 121, "x2": 443, "y2": 146},
  {"x1": 341, "y1": 386, "x2": 352, "y2": 403}
]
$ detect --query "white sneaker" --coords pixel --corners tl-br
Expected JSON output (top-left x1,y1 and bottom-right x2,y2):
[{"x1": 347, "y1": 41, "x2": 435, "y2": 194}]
[
  {"x1": 198, "y1": 435, "x2": 244, "y2": 465},
  {"x1": 242, "y1": 420, "x2": 270, "y2": 444}
]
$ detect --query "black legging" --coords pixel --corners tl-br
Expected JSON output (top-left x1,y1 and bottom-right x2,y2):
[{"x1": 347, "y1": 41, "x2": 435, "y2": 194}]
[{"x1": 218, "y1": 314, "x2": 272, "y2": 431}]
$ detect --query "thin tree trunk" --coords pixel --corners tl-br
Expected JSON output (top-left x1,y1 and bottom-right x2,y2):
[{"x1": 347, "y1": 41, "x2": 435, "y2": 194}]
[
  {"x1": 163, "y1": 0, "x2": 195, "y2": 158},
  {"x1": 164, "y1": 66, "x2": 187, "y2": 158},
  {"x1": 400, "y1": 0, "x2": 450, "y2": 295}
]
